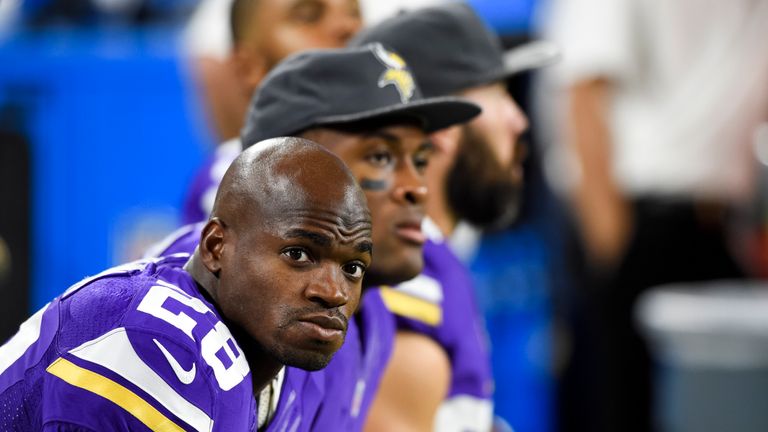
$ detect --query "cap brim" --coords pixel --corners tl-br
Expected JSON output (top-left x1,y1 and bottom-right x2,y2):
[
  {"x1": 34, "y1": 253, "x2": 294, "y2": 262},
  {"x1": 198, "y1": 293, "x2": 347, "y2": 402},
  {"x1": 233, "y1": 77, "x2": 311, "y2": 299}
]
[
  {"x1": 502, "y1": 40, "x2": 561, "y2": 76},
  {"x1": 314, "y1": 96, "x2": 481, "y2": 133}
]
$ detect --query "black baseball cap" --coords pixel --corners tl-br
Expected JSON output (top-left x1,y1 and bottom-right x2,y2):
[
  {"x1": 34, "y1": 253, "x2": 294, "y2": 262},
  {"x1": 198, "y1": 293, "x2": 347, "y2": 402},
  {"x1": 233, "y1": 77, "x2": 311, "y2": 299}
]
[
  {"x1": 350, "y1": 3, "x2": 560, "y2": 97},
  {"x1": 240, "y1": 43, "x2": 481, "y2": 147}
]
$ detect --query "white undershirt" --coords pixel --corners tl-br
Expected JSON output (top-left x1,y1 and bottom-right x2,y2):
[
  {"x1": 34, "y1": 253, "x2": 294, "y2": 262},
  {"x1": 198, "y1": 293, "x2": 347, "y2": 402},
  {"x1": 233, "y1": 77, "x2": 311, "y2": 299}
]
[{"x1": 256, "y1": 367, "x2": 285, "y2": 431}]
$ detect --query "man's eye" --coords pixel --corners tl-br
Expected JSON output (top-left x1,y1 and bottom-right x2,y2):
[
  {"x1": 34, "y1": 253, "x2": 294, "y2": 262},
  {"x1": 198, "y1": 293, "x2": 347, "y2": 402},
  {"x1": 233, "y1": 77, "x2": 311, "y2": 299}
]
[
  {"x1": 367, "y1": 151, "x2": 393, "y2": 168},
  {"x1": 413, "y1": 154, "x2": 430, "y2": 171},
  {"x1": 291, "y1": 2, "x2": 324, "y2": 23},
  {"x1": 283, "y1": 248, "x2": 311, "y2": 263},
  {"x1": 342, "y1": 262, "x2": 365, "y2": 279}
]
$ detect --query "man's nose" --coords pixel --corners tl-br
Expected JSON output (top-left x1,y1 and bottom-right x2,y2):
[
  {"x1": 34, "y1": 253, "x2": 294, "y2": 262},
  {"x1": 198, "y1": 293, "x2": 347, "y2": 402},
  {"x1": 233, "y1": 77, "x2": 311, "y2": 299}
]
[
  {"x1": 392, "y1": 165, "x2": 428, "y2": 205},
  {"x1": 304, "y1": 265, "x2": 350, "y2": 308},
  {"x1": 506, "y1": 96, "x2": 529, "y2": 136}
]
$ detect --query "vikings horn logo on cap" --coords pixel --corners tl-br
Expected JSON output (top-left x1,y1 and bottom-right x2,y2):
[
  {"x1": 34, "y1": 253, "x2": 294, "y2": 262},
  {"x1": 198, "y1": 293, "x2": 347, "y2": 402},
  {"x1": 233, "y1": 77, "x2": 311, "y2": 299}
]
[{"x1": 372, "y1": 43, "x2": 415, "y2": 104}]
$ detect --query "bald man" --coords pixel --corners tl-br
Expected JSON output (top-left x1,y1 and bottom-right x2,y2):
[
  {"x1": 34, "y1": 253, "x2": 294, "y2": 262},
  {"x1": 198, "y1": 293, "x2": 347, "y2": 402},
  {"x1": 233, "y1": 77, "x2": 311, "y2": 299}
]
[
  {"x1": 0, "y1": 138, "x2": 372, "y2": 431},
  {"x1": 148, "y1": 44, "x2": 480, "y2": 431}
]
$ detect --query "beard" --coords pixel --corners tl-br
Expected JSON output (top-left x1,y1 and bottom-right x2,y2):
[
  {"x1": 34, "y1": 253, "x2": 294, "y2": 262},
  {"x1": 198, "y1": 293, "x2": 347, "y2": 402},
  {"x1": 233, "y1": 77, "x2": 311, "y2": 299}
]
[{"x1": 445, "y1": 125, "x2": 524, "y2": 231}]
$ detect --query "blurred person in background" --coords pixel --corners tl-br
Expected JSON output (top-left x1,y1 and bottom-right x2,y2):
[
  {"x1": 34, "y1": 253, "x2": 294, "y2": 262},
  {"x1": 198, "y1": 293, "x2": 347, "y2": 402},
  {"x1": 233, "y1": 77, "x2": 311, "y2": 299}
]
[
  {"x1": 540, "y1": 0, "x2": 768, "y2": 430},
  {"x1": 182, "y1": 0, "x2": 362, "y2": 224},
  {"x1": 184, "y1": 0, "x2": 361, "y2": 143},
  {"x1": 351, "y1": 4, "x2": 557, "y2": 431}
]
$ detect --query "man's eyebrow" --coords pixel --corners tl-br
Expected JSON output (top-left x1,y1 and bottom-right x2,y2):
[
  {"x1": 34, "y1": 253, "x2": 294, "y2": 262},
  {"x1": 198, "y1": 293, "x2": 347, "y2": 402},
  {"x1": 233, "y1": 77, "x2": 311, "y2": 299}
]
[
  {"x1": 418, "y1": 140, "x2": 435, "y2": 152},
  {"x1": 356, "y1": 241, "x2": 373, "y2": 255},
  {"x1": 363, "y1": 130, "x2": 399, "y2": 144},
  {"x1": 284, "y1": 229, "x2": 331, "y2": 247},
  {"x1": 362, "y1": 132, "x2": 434, "y2": 154},
  {"x1": 289, "y1": 0, "x2": 319, "y2": 10}
]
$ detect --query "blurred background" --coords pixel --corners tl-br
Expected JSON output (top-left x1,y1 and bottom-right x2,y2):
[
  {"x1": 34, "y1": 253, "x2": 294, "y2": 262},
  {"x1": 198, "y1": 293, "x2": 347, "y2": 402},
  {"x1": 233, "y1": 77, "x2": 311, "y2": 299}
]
[{"x1": 2, "y1": 0, "x2": 768, "y2": 431}]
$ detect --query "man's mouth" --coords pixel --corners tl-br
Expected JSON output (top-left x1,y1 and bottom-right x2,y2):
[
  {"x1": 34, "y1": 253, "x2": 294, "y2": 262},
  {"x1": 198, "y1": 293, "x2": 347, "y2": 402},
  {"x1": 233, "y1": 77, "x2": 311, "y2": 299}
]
[
  {"x1": 297, "y1": 314, "x2": 346, "y2": 342},
  {"x1": 394, "y1": 219, "x2": 426, "y2": 246}
]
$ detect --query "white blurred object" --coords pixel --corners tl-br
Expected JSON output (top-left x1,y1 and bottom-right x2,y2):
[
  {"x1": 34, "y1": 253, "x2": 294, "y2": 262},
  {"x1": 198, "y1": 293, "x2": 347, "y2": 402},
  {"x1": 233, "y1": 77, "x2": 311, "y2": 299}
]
[
  {"x1": 504, "y1": 40, "x2": 561, "y2": 75},
  {"x1": 449, "y1": 221, "x2": 482, "y2": 264},
  {"x1": 753, "y1": 122, "x2": 768, "y2": 167},
  {"x1": 359, "y1": 0, "x2": 447, "y2": 26},
  {"x1": 637, "y1": 281, "x2": 768, "y2": 432},
  {"x1": 637, "y1": 281, "x2": 768, "y2": 369},
  {"x1": 184, "y1": 0, "x2": 235, "y2": 60},
  {"x1": 0, "y1": 0, "x2": 21, "y2": 36}
]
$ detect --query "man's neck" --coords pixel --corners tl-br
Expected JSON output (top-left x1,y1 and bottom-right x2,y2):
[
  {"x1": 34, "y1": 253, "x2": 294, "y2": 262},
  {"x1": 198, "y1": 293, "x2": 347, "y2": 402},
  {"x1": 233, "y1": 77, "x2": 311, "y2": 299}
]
[
  {"x1": 184, "y1": 255, "x2": 283, "y2": 394},
  {"x1": 218, "y1": 313, "x2": 283, "y2": 394}
]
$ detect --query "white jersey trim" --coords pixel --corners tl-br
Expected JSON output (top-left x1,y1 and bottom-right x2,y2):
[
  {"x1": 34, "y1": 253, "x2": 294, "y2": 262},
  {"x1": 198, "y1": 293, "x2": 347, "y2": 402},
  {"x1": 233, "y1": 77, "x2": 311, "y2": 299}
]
[
  {"x1": 0, "y1": 305, "x2": 47, "y2": 375},
  {"x1": 394, "y1": 274, "x2": 443, "y2": 304},
  {"x1": 69, "y1": 328, "x2": 214, "y2": 432}
]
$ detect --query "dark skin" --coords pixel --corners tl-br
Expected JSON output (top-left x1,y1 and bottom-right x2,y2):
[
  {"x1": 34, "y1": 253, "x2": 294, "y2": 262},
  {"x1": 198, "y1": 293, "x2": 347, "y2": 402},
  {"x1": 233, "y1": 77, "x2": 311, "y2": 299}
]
[
  {"x1": 185, "y1": 137, "x2": 372, "y2": 393},
  {"x1": 300, "y1": 122, "x2": 433, "y2": 287},
  {"x1": 233, "y1": 0, "x2": 362, "y2": 96},
  {"x1": 196, "y1": 0, "x2": 362, "y2": 140}
]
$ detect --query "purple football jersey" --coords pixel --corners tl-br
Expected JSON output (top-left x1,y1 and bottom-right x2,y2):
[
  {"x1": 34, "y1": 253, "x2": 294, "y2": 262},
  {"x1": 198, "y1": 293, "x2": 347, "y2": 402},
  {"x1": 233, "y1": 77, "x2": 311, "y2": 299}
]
[
  {"x1": 175, "y1": 141, "x2": 397, "y2": 428},
  {"x1": 147, "y1": 224, "x2": 395, "y2": 431},
  {"x1": 379, "y1": 223, "x2": 494, "y2": 431},
  {"x1": 0, "y1": 255, "x2": 256, "y2": 431},
  {"x1": 310, "y1": 288, "x2": 395, "y2": 431}
]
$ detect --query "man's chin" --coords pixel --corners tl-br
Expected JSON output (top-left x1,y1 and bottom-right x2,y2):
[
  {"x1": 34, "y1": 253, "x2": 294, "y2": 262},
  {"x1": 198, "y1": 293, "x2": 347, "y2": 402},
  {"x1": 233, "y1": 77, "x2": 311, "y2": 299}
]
[
  {"x1": 280, "y1": 350, "x2": 334, "y2": 371},
  {"x1": 363, "y1": 258, "x2": 423, "y2": 287}
]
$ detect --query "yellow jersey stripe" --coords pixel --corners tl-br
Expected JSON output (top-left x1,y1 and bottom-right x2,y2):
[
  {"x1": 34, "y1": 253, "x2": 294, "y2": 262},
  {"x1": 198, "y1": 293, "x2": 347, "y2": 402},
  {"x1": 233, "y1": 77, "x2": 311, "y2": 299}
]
[
  {"x1": 46, "y1": 357, "x2": 185, "y2": 432},
  {"x1": 66, "y1": 328, "x2": 212, "y2": 432},
  {"x1": 380, "y1": 286, "x2": 442, "y2": 326}
]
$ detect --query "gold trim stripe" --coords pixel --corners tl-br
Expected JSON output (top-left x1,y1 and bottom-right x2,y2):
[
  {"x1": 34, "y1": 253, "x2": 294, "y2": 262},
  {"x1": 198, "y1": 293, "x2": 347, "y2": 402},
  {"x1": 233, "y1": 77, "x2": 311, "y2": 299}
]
[
  {"x1": 46, "y1": 357, "x2": 185, "y2": 432},
  {"x1": 380, "y1": 286, "x2": 442, "y2": 326}
]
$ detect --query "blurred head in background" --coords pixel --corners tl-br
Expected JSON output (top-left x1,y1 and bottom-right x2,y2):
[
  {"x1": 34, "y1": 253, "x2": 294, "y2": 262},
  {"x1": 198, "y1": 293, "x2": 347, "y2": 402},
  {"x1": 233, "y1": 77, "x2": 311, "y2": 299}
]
[
  {"x1": 352, "y1": 3, "x2": 557, "y2": 234},
  {"x1": 186, "y1": 0, "x2": 362, "y2": 141},
  {"x1": 230, "y1": 0, "x2": 362, "y2": 94}
]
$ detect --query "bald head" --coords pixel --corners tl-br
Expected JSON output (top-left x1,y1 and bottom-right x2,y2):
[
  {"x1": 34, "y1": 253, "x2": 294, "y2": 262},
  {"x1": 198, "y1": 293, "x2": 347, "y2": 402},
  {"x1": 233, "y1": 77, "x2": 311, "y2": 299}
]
[
  {"x1": 188, "y1": 136, "x2": 373, "y2": 380},
  {"x1": 212, "y1": 137, "x2": 369, "y2": 232}
]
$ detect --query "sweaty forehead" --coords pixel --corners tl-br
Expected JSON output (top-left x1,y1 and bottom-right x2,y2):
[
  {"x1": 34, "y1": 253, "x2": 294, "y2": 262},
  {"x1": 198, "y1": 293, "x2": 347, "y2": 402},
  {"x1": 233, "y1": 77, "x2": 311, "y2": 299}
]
[
  {"x1": 252, "y1": 147, "x2": 370, "y2": 222},
  {"x1": 219, "y1": 137, "x2": 370, "y2": 240},
  {"x1": 261, "y1": 171, "x2": 371, "y2": 229},
  {"x1": 271, "y1": 205, "x2": 372, "y2": 238}
]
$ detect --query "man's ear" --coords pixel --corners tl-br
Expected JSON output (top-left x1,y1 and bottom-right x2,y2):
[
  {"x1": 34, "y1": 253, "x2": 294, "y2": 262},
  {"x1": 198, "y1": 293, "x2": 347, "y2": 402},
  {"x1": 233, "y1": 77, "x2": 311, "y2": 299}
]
[
  {"x1": 199, "y1": 218, "x2": 226, "y2": 277},
  {"x1": 230, "y1": 47, "x2": 268, "y2": 96},
  {"x1": 429, "y1": 124, "x2": 463, "y2": 157}
]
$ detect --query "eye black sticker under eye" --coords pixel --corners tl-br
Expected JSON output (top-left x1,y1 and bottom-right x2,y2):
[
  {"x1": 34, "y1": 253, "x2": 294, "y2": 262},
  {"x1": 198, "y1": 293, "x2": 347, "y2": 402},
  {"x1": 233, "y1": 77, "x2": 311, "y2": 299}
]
[{"x1": 360, "y1": 178, "x2": 389, "y2": 191}]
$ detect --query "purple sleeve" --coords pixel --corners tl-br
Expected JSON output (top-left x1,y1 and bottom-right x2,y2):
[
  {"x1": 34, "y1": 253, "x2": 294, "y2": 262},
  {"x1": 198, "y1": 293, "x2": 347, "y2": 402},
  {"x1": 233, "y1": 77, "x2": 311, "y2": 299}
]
[
  {"x1": 181, "y1": 159, "x2": 218, "y2": 225},
  {"x1": 181, "y1": 140, "x2": 241, "y2": 225},
  {"x1": 383, "y1": 241, "x2": 494, "y2": 400}
]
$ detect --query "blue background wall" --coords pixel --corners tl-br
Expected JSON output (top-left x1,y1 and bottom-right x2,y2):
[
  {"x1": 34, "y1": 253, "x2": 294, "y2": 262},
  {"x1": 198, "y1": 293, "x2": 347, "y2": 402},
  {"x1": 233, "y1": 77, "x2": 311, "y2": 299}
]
[{"x1": 0, "y1": 28, "x2": 208, "y2": 309}]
